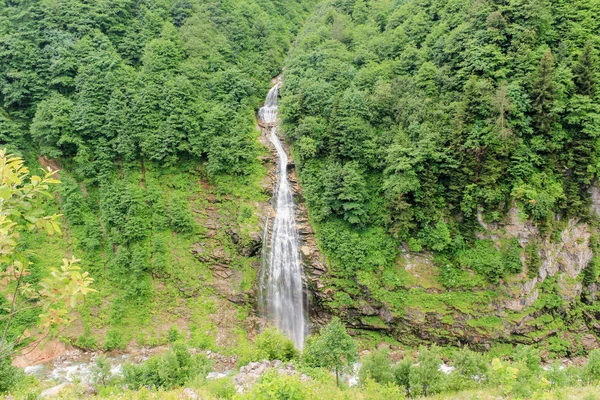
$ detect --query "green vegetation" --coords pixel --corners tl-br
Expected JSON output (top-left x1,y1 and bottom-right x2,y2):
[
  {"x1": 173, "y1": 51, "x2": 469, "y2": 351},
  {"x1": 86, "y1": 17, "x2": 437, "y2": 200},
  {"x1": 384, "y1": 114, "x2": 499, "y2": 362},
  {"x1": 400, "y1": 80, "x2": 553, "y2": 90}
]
[
  {"x1": 1, "y1": 0, "x2": 600, "y2": 397},
  {"x1": 0, "y1": 151, "x2": 94, "y2": 391},
  {"x1": 0, "y1": 0, "x2": 318, "y2": 363},
  {"x1": 303, "y1": 317, "x2": 358, "y2": 386},
  {"x1": 254, "y1": 327, "x2": 298, "y2": 362},
  {"x1": 280, "y1": 0, "x2": 600, "y2": 346}
]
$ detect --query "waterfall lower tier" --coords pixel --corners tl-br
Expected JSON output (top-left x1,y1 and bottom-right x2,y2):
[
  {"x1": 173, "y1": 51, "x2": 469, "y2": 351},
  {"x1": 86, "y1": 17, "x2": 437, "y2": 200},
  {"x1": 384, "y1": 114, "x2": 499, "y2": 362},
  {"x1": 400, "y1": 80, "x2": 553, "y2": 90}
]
[{"x1": 258, "y1": 83, "x2": 308, "y2": 349}]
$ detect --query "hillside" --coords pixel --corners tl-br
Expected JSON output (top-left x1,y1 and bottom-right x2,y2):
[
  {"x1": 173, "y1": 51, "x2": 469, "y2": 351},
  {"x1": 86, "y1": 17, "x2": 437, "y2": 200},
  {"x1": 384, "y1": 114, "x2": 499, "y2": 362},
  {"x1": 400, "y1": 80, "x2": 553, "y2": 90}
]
[
  {"x1": 281, "y1": 0, "x2": 600, "y2": 354},
  {"x1": 1, "y1": 0, "x2": 600, "y2": 398},
  {"x1": 0, "y1": 0, "x2": 315, "y2": 354}
]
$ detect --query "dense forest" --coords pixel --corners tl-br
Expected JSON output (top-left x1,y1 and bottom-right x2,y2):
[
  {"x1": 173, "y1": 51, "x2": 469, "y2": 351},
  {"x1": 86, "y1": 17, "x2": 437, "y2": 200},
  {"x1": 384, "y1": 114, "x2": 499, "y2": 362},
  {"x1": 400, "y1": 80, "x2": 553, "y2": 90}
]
[
  {"x1": 282, "y1": 0, "x2": 600, "y2": 352},
  {"x1": 1, "y1": 0, "x2": 600, "y2": 398}
]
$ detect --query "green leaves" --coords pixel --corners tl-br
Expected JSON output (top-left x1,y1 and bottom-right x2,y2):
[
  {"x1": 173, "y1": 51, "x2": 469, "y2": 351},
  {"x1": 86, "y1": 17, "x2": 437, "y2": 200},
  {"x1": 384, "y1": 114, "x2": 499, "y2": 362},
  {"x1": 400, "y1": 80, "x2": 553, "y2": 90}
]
[
  {"x1": 0, "y1": 151, "x2": 94, "y2": 362},
  {"x1": 302, "y1": 318, "x2": 357, "y2": 386}
]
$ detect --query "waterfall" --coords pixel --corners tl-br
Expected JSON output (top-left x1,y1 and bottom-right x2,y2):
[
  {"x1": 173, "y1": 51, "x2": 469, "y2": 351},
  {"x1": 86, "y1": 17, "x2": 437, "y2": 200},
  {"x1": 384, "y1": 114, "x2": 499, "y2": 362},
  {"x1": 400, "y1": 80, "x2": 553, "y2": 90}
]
[{"x1": 258, "y1": 83, "x2": 308, "y2": 349}]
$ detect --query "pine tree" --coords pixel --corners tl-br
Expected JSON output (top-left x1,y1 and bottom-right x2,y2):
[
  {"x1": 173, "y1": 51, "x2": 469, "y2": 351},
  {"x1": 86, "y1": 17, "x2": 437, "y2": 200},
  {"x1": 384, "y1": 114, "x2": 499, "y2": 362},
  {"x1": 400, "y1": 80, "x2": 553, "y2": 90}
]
[
  {"x1": 531, "y1": 50, "x2": 556, "y2": 135},
  {"x1": 574, "y1": 41, "x2": 598, "y2": 97}
]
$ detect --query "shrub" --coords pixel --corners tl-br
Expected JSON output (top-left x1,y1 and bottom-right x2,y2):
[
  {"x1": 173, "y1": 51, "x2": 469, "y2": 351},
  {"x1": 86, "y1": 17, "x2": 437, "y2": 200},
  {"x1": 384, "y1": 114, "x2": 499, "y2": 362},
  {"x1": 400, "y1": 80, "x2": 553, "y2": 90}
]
[
  {"x1": 422, "y1": 221, "x2": 452, "y2": 251},
  {"x1": 242, "y1": 370, "x2": 306, "y2": 400},
  {"x1": 255, "y1": 327, "x2": 298, "y2": 362},
  {"x1": 0, "y1": 356, "x2": 21, "y2": 393},
  {"x1": 583, "y1": 349, "x2": 600, "y2": 384},
  {"x1": 450, "y1": 348, "x2": 488, "y2": 389},
  {"x1": 90, "y1": 355, "x2": 113, "y2": 386},
  {"x1": 514, "y1": 345, "x2": 541, "y2": 377},
  {"x1": 76, "y1": 330, "x2": 98, "y2": 350},
  {"x1": 361, "y1": 376, "x2": 405, "y2": 399},
  {"x1": 123, "y1": 344, "x2": 213, "y2": 389},
  {"x1": 105, "y1": 329, "x2": 127, "y2": 351},
  {"x1": 167, "y1": 326, "x2": 181, "y2": 343},
  {"x1": 359, "y1": 348, "x2": 394, "y2": 385},
  {"x1": 205, "y1": 377, "x2": 236, "y2": 399},
  {"x1": 525, "y1": 241, "x2": 541, "y2": 279},
  {"x1": 167, "y1": 195, "x2": 195, "y2": 233},
  {"x1": 408, "y1": 346, "x2": 446, "y2": 397},
  {"x1": 392, "y1": 357, "x2": 413, "y2": 396}
]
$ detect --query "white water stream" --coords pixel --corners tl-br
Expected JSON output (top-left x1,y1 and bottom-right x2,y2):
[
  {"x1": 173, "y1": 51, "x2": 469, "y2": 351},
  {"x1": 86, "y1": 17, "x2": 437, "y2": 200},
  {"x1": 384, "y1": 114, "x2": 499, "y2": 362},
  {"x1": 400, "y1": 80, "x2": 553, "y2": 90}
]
[{"x1": 258, "y1": 83, "x2": 308, "y2": 349}]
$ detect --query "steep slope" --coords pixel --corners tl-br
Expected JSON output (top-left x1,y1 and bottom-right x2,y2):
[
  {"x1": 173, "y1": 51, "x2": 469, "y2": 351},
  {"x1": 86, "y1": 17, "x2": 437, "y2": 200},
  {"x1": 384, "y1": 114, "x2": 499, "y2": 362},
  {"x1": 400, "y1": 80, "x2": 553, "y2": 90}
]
[{"x1": 281, "y1": 0, "x2": 600, "y2": 354}]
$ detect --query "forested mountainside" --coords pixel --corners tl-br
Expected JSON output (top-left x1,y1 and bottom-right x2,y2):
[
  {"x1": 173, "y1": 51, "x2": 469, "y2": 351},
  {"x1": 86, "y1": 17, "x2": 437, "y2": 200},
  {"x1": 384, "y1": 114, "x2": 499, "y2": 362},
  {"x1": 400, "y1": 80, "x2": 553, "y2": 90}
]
[
  {"x1": 2, "y1": 0, "x2": 600, "y2": 398},
  {"x1": 0, "y1": 0, "x2": 315, "y2": 351},
  {"x1": 282, "y1": 0, "x2": 600, "y2": 352}
]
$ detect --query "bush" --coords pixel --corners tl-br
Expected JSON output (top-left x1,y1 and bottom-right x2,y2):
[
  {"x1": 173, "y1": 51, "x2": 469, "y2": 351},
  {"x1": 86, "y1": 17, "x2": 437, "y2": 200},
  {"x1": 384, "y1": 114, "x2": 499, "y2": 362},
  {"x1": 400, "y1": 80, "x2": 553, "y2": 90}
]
[
  {"x1": 255, "y1": 327, "x2": 298, "y2": 362},
  {"x1": 167, "y1": 195, "x2": 195, "y2": 233},
  {"x1": 514, "y1": 345, "x2": 541, "y2": 377},
  {"x1": 359, "y1": 348, "x2": 394, "y2": 385},
  {"x1": 544, "y1": 362, "x2": 580, "y2": 388},
  {"x1": 242, "y1": 370, "x2": 306, "y2": 400},
  {"x1": 167, "y1": 326, "x2": 181, "y2": 343},
  {"x1": 123, "y1": 344, "x2": 213, "y2": 389},
  {"x1": 450, "y1": 348, "x2": 488, "y2": 389},
  {"x1": 0, "y1": 356, "x2": 21, "y2": 393},
  {"x1": 361, "y1": 376, "x2": 405, "y2": 399},
  {"x1": 76, "y1": 331, "x2": 98, "y2": 350},
  {"x1": 583, "y1": 349, "x2": 600, "y2": 384},
  {"x1": 205, "y1": 377, "x2": 236, "y2": 399},
  {"x1": 392, "y1": 357, "x2": 413, "y2": 396},
  {"x1": 90, "y1": 355, "x2": 113, "y2": 386},
  {"x1": 408, "y1": 346, "x2": 445, "y2": 397},
  {"x1": 105, "y1": 329, "x2": 127, "y2": 351}
]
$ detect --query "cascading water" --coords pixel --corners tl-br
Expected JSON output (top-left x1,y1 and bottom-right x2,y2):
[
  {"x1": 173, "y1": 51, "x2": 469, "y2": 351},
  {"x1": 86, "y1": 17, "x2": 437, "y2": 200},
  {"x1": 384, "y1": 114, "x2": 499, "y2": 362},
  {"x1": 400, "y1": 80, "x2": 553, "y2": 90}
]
[{"x1": 258, "y1": 83, "x2": 308, "y2": 349}]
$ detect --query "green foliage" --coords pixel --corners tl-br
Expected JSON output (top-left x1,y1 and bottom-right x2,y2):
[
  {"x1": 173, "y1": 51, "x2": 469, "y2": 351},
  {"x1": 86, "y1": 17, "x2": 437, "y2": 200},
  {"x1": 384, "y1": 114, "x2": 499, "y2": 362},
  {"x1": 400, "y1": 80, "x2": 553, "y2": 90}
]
[
  {"x1": 255, "y1": 327, "x2": 298, "y2": 362},
  {"x1": 167, "y1": 326, "x2": 181, "y2": 344},
  {"x1": 408, "y1": 346, "x2": 445, "y2": 397},
  {"x1": 0, "y1": 355, "x2": 21, "y2": 393},
  {"x1": 104, "y1": 329, "x2": 127, "y2": 351},
  {"x1": 303, "y1": 318, "x2": 357, "y2": 386},
  {"x1": 204, "y1": 377, "x2": 236, "y2": 399},
  {"x1": 455, "y1": 239, "x2": 522, "y2": 283},
  {"x1": 90, "y1": 355, "x2": 113, "y2": 386},
  {"x1": 281, "y1": 0, "x2": 600, "y2": 337},
  {"x1": 452, "y1": 348, "x2": 488, "y2": 387},
  {"x1": 392, "y1": 357, "x2": 413, "y2": 395},
  {"x1": 359, "y1": 348, "x2": 394, "y2": 386},
  {"x1": 242, "y1": 370, "x2": 306, "y2": 400},
  {"x1": 525, "y1": 241, "x2": 541, "y2": 279},
  {"x1": 583, "y1": 349, "x2": 600, "y2": 384},
  {"x1": 123, "y1": 343, "x2": 213, "y2": 389}
]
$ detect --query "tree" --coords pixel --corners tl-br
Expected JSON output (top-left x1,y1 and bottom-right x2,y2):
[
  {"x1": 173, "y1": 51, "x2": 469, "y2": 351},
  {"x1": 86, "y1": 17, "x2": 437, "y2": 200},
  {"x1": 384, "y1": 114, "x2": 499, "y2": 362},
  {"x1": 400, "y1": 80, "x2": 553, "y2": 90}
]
[
  {"x1": 352, "y1": 0, "x2": 368, "y2": 24},
  {"x1": 359, "y1": 348, "x2": 394, "y2": 385},
  {"x1": 30, "y1": 93, "x2": 76, "y2": 158},
  {"x1": 531, "y1": 50, "x2": 557, "y2": 135},
  {"x1": 573, "y1": 41, "x2": 597, "y2": 97},
  {"x1": 409, "y1": 345, "x2": 445, "y2": 396},
  {"x1": 0, "y1": 150, "x2": 94, "y2": 364},
  {"x1": 302, "y1": 317, "x2": 357, "y2": 387}
]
